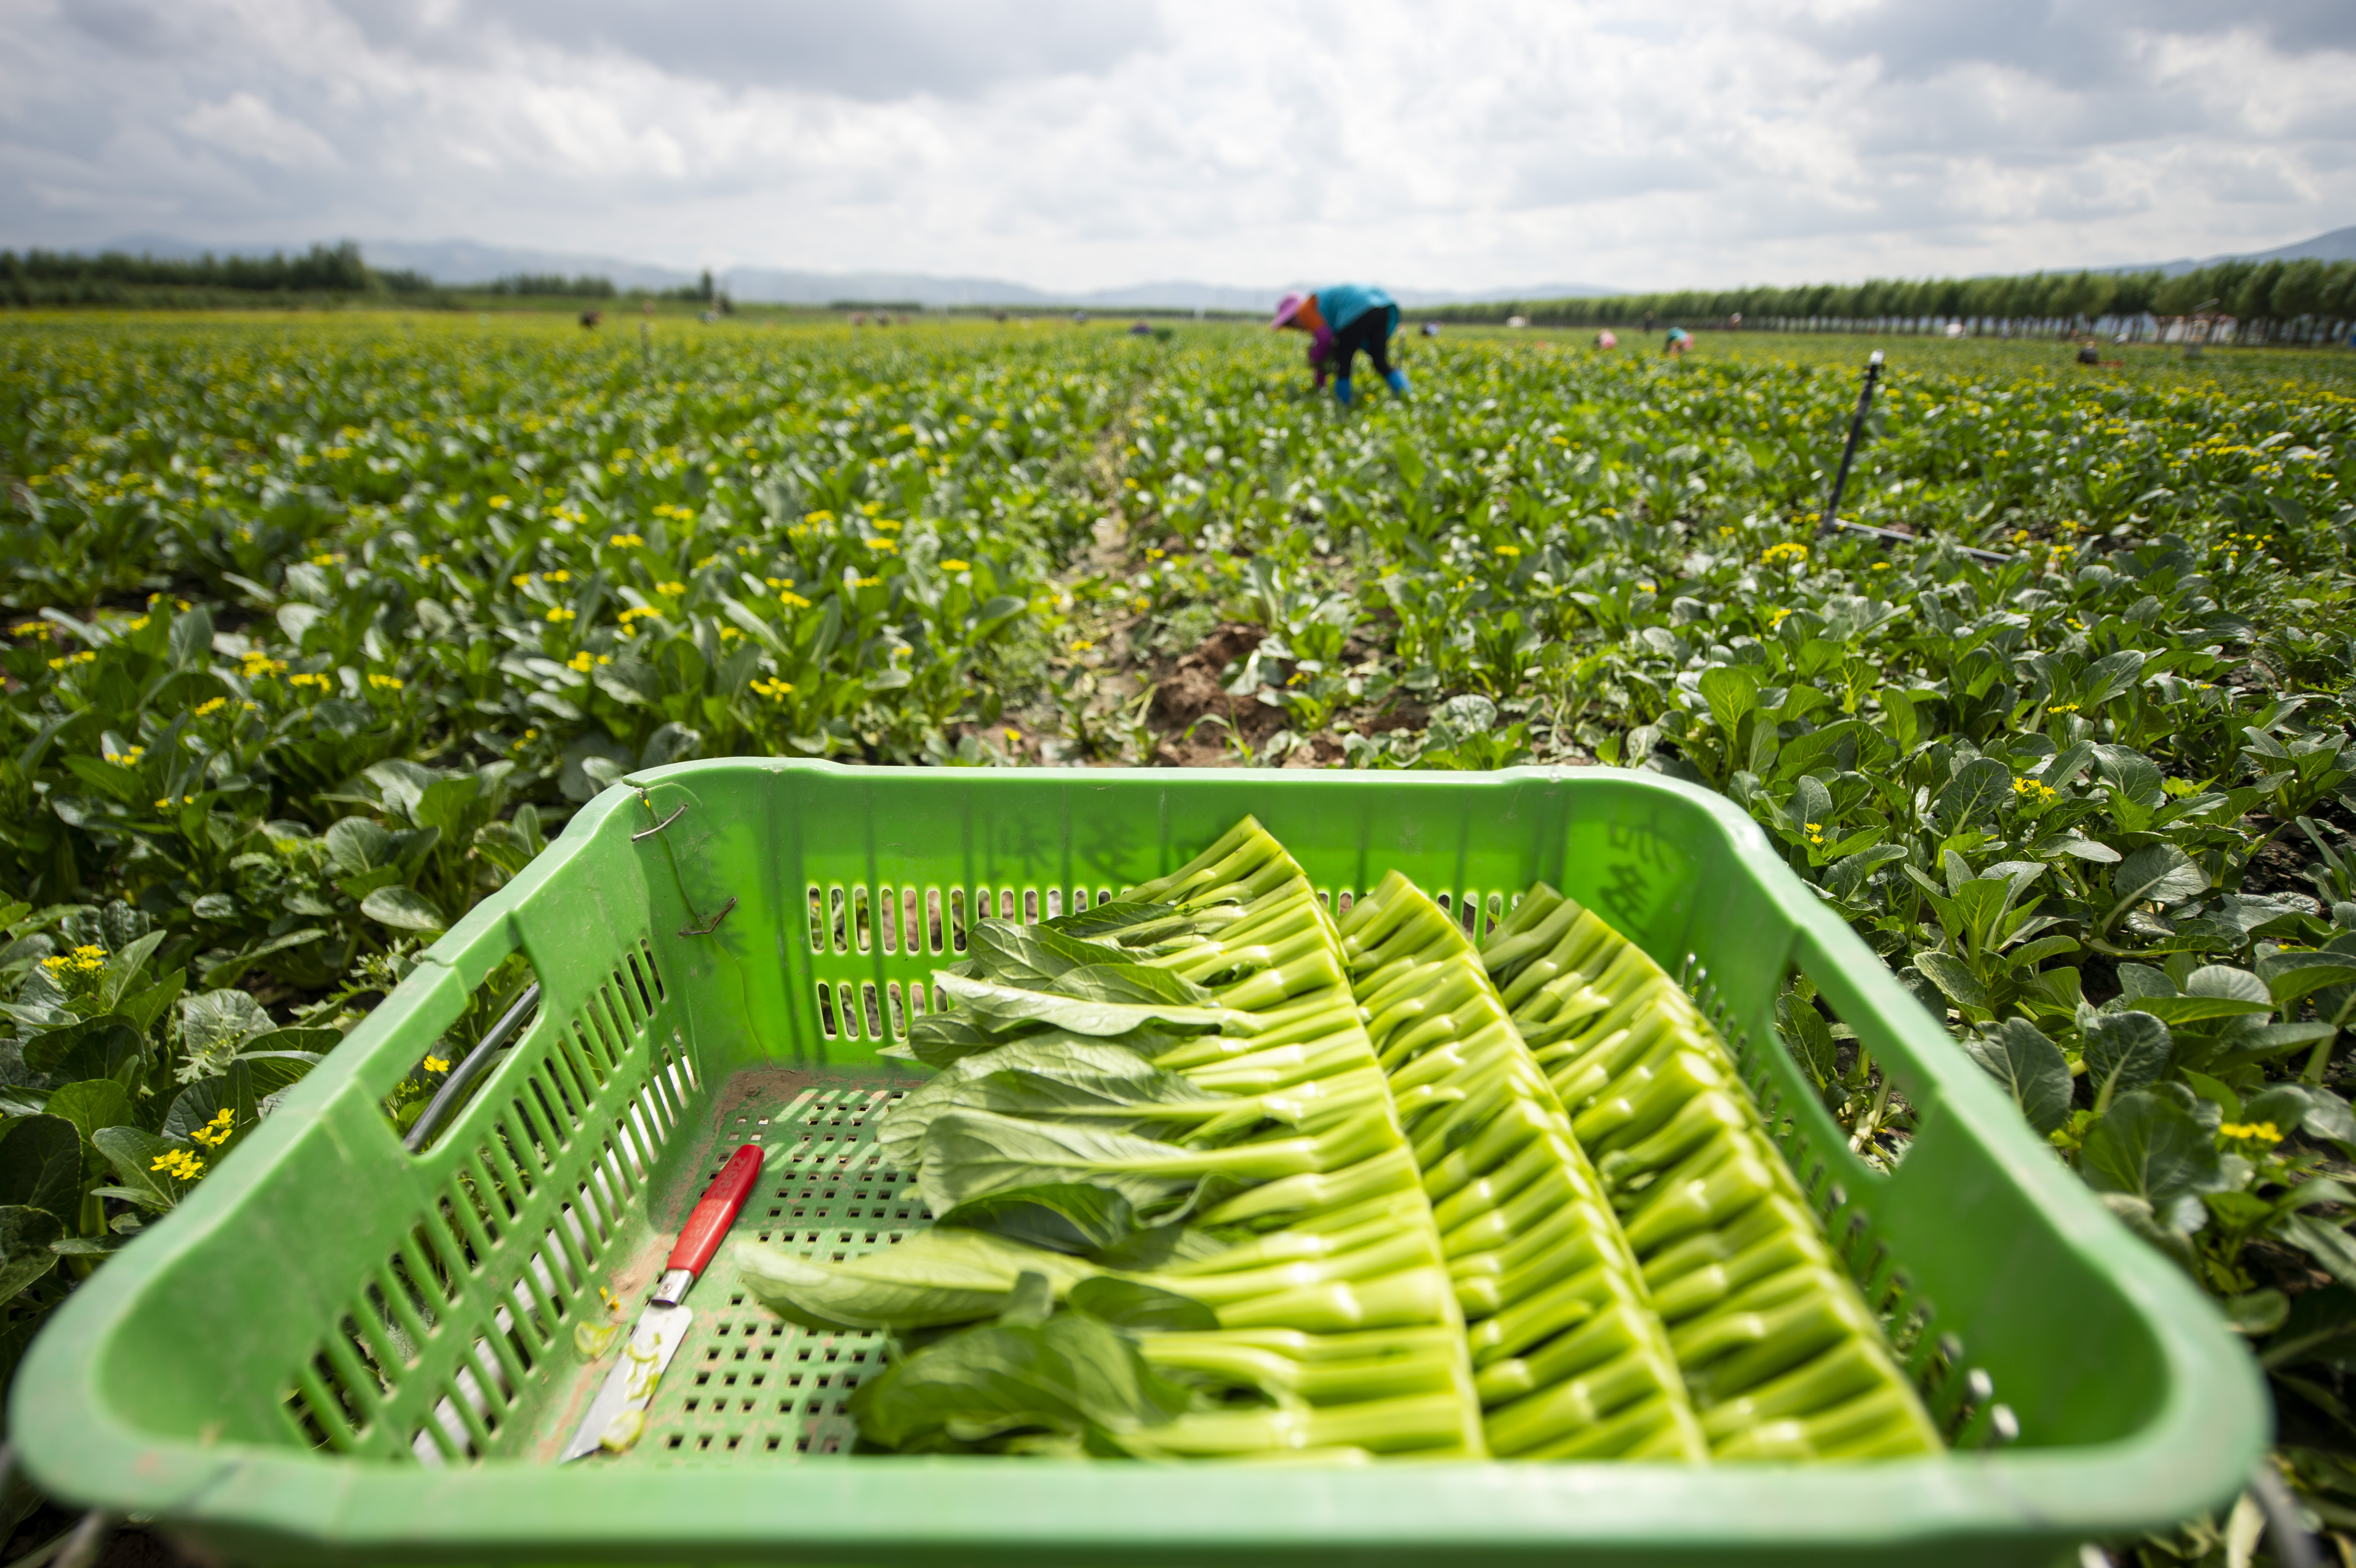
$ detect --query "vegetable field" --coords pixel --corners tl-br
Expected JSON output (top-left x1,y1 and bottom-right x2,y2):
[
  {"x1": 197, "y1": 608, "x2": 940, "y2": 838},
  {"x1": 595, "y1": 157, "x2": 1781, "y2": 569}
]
[{"x1": 5, "y1": 312, "x2": 2356, "y2": 1555}]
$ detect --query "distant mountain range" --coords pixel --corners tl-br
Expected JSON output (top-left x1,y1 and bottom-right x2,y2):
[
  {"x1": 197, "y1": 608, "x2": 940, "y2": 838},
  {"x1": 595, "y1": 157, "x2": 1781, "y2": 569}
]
[
  {"x1": 60, "y1": 223, "x2": 2356, "y2": 307},
  {"x1": 2116, "y1": 223, "x2": 2356, "y2": 276},
  {"x1": 87, "y1": 231, "x2": 1620, "y2": 310}
]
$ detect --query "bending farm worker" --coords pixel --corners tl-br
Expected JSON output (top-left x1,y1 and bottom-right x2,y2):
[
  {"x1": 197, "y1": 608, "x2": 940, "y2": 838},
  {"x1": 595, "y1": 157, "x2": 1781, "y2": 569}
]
[{"x1": 1272, "y1": 285, "x2": 1409, "y2": 406}]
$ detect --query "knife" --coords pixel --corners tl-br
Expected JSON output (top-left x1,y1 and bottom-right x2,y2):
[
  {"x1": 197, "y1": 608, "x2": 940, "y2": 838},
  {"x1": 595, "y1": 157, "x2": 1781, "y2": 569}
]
[{"x1": 561, "y1": 1141, "x2": 766, "y2": 1461}]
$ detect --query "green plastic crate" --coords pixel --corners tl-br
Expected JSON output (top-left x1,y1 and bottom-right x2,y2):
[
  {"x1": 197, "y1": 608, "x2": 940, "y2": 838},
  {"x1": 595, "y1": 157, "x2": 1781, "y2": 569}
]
[{"x1": 14, "y1": 761, "x2": 2265, "y2": 1566}]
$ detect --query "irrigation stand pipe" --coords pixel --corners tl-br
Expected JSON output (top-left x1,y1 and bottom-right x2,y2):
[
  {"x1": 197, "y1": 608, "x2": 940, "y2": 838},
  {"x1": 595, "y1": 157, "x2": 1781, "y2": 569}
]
[{"x1": 1813, "y1": 350, "x2": 2012, "y2": 566}]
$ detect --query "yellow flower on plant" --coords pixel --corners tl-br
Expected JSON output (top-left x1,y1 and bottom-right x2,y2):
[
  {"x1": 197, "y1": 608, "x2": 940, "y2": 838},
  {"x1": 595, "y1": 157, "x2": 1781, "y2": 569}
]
[
  {"x1": 545, "y1": 570, "x2": 571, "y2": 584},
  {"x1": 609, "y1": 533, "x2": 645, "y2": 548},
  {"x1": 42, "y1": 945, "x2": 107, "y2": 979},
  {"x1": 779, "y1": 589, "x2": 812, "y2": 608},
  {"x1": 367, "y1": 673, "x2": 404, "y2": 691},
  {"x1": 193, "y1": 697, "x2": 228, "y2": 718},
  {"x1": 151, "y1": 1149, "x2": 205, "y2": 1182},
  {"x1": 424, "y1": 1056, "x2": 450, "y2": 1074},
  {"x1": 240, "y1": 653, "x2": 287, "y2": 680},
  {"x1": 488, "y1": 495, "x2": 512, "y2": 510},
  {"x1": 749, "y1": 676, "x2": 794, "y2": 700},
  {"x1": 1495, "y1": 544, "x2": 1522, "y2": 557},
  {"x1": 546, "y1": 606, "x2": 576, "y2": 623},
  {"x1": 655, "y1": 581, "x2": 687, "y2": 597},
  {"x1": 1760, "y1": 542, "x2": 1810, "y2": 566},
  {"x1": 48, "y1": 651, "x2": 96, "y2": 670},
  {"x1": 2219, "y1": 1121, "x2": 2282, "y2": 1147},
  {"x1": 2046, "y1": 702, "x2": 2079, "y2": 715},
  {"x1": 512, "y1": 574, "x2": 533, "y2": 588},
  {"x1": 288, "y1": 672, "x2": 332, "y2": 692},
  {"x1": 938, "y1": 560, "x2": 969, "y2": 573},
  {"x1": 190, "y1": 1108, "x2": 237, "y2": 1149},
  {"x1": 1070, "y1": 639, "x2": 1096, "y2": 655},
  {"x1": 104, "y1": 747, "x2": 144, "y2": 765},
  {"x1": 1803, "y1": 822, "x2": 1826, "y2": 846},
  {"x1": 868, "y1": 538, "x2": 899, "y2": 554},
  {"x1": 854, "y1": 575, "x2": 882, "y2": 588}
]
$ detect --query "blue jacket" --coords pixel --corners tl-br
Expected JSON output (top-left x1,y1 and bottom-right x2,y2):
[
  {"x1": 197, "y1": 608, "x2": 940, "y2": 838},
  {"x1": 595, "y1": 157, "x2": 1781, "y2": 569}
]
[{"x1": 1316, "y1": 284, "x2": 1399, "y2": 338}]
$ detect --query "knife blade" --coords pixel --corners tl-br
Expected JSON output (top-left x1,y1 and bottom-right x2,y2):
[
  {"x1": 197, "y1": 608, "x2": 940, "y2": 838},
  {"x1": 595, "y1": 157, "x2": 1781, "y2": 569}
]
[{"x1": 561, "y1": 1140, "x2": 766, "y2": 1461}]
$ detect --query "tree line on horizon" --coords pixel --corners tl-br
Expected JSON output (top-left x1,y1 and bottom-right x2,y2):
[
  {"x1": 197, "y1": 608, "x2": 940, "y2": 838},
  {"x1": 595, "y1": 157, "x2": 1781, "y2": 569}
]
[
  {"x1": 0, "y1": 244, "x2": 728, "y2": 310},
  {"x1": 1420, "y1": 256, "x2": 2356, "y2": 346},
  {"x1": 0, "y1": 241, "x2": 441, "y2": 307}
]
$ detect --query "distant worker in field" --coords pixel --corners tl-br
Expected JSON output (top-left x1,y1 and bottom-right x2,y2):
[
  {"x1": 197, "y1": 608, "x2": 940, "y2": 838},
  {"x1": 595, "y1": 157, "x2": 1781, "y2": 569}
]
[
  {"x1": 1595, "y1": 328, "x2": 1618, "y2": 350},
  {"x1": 1664, "y1": 327, "x2": 1692, "y2": 358},
  {"x1": 1272, "y1": 286, "x2": 1409, "y2": 405}
]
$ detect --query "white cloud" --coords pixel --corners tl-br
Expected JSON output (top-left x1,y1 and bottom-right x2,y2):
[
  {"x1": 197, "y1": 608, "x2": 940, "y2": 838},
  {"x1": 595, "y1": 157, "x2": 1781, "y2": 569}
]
[
  {"x1": 0, "y1": 0, "x2": 2349, "y2": 289},
  {"x1": 180, "y1": 90, "x2": 340, "y2": 170}
]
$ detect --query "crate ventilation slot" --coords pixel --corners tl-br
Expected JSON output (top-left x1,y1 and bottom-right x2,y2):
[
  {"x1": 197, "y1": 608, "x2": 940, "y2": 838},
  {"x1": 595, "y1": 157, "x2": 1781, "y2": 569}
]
[{"x1": 278, "y1": 936, "x2": 701, "y2": 1465}]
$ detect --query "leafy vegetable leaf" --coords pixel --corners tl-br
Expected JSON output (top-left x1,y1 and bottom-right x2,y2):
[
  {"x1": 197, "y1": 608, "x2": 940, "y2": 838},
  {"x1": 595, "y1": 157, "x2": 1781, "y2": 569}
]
[
  {"x1": 2084, "y1": 1011, "x2": 2173, "y2": 1111},
  {"x1": 937, "y1": 1185, "x2": 1139, "y2": 1255},
  {"x1": 1040, "y1": 901, "x2": 1193, "y2": 947},
  {"x1": 1964, "y1": 1019, "x2": 2073, "y2": 1135},
  {"x1": 936, "y1": 972, "x2": 1245, "y2": 1040},
  {"x1": 1067, "y1": 1277, "x2": 1220, "y2": 1332},
  {"x1": 1934, "y1": 758, "x2": 2011, "y2": 832},
  {"x1": 1912, "y1": 950, "x2": 1988, "y2": 1012},
  {"x1": 916, "y1": 1110, "x2": 1203, "y2": 1216},
  {"x1": 0, "y1": 1116, "x2": 83, "y2": 1219},
  {"x1": 90, "y1": 1127, "x2": 181, "y2": 1211},
  {"x1": 0, "y1": 1208, "x2": 63, "y2": 1307},
  {"x1": 361, "y1": 886, "x2": 448, "y2": 933},
  {"x1": 847, "y1": 1301, "x2": 1191, "y2": 1454},
  {"x1": 880, "y1": 1038, "x2": 1222, "y2": 1170},
  {"x1": 43, "y1": 1078, "x2": 134, "y2": 1149},
  {"x1": 2082, "y1": 1090, "x2": 2226, "y2": 1229},
  {"x1": 2109, "y1": 844, "x2": 2207, "y2": 920},
  {"x1": 734, "y1": 1226, "x2": 1096, "y2": 1331}
]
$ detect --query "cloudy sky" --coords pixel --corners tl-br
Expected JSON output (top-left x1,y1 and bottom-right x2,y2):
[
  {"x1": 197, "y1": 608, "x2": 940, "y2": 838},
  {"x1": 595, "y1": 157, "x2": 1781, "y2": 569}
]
[{"x1": 2, "y1": 0, "x2": 2351, "y2": 292}]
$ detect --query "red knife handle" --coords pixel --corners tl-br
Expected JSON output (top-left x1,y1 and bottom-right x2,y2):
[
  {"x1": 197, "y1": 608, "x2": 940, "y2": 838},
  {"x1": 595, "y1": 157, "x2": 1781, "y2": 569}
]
[{"x1": 666, "y1": 1143, "x2": 765, "y2": 1279}]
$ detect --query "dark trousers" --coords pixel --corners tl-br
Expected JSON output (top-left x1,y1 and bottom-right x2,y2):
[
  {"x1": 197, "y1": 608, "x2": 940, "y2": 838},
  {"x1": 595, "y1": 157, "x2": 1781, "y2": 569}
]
[{"x1": 1330, "y1": 310, "x2": 1395, "y2": 381}]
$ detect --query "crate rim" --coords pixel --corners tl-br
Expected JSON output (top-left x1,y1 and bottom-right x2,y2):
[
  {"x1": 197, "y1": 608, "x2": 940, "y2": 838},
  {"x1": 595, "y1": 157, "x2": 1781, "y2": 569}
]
[{"x1": 10, "y1": 758, "x2": 2268, "y2": 1560}]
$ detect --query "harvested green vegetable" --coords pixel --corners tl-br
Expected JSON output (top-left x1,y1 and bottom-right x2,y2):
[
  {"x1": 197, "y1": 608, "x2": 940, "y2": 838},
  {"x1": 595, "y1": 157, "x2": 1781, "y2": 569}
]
[
  {"x1": 738, "y1": 817, "x2": 1486, "y2": 1459},
  {"x1": 1480, "y1": 883, "x2": 1942, "y2": 1461},
  {"x1": 1337, "y1": 870, "x2": 1708, "y2": 1461}
]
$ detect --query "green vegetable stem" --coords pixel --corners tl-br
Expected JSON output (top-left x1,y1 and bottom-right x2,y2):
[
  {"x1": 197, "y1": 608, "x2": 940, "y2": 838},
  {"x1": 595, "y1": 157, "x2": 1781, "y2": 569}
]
[
  {"x1": 1481, "y1": 882, "x2": 1943, "y2": 1460},
  {"x1": 1338, "y1": 869, "x2": 1710, "y2": 1461}
]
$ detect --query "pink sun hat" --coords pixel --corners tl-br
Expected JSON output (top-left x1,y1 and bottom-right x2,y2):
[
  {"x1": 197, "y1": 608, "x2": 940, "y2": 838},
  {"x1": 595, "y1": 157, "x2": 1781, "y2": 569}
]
[{"x1": 1271, "y1": 293, "x2": 1304, "y2": 328}]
